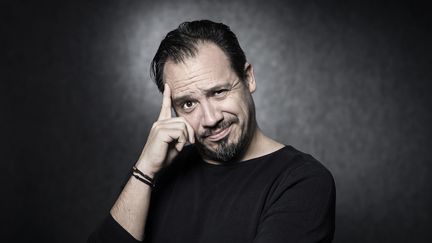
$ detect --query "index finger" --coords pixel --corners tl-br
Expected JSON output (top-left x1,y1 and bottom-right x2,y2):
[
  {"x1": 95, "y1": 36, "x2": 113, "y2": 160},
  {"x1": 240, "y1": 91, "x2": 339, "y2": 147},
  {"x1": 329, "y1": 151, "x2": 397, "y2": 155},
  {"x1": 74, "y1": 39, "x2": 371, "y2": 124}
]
[{"x1": 158, "y1": 83, "x2": 172, "y2": 121}]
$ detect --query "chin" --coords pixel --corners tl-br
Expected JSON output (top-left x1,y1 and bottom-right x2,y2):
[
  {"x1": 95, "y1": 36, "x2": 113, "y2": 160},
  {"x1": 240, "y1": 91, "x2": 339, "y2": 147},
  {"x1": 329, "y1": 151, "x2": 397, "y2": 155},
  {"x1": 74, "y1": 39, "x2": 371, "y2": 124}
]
[{"x1": 198, "y1": 133, "x2": 247, "y2": 163}]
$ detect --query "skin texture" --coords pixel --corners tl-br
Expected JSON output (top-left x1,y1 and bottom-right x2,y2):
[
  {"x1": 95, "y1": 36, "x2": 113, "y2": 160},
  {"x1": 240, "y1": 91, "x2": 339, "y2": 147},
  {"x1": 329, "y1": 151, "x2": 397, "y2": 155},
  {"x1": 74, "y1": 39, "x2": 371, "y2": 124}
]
[{"x1": 110, "y1": 42, "x2": 284, "y2": 241}]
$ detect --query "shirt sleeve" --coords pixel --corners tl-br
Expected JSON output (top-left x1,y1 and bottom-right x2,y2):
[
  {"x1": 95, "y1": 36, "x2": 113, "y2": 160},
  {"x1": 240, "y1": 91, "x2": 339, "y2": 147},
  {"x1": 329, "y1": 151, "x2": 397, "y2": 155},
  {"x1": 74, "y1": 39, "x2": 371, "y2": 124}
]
[
  {"x1": 87, "y1": 214, "x2": 142, "y2": 243},
  {"x1": 253, "y1": 161, "x2": 336, "y2": 243}
]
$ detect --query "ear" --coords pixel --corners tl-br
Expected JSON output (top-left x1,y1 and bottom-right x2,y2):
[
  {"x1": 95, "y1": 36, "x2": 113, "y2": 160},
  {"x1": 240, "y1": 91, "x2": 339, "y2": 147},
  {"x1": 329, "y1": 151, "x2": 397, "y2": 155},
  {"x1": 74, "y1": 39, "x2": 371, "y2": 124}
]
[{"x1": 244, "y1": 62, "x2": 256, "y2": 93}]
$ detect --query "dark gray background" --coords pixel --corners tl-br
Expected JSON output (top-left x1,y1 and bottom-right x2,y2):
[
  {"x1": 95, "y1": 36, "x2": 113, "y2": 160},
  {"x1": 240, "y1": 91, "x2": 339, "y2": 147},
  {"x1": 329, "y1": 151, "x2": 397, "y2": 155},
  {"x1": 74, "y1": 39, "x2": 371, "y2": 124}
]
[{"x1": 2, "y1": 0, "x2": 431, "y2": 242}]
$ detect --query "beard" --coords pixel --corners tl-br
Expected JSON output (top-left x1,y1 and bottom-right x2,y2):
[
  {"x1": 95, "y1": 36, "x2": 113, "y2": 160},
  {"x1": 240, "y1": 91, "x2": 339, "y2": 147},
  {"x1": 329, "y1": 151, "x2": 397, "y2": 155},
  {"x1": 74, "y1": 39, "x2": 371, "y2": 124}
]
[{"x1": 195, "y1": 115, "x2": 255, "y2": 163}]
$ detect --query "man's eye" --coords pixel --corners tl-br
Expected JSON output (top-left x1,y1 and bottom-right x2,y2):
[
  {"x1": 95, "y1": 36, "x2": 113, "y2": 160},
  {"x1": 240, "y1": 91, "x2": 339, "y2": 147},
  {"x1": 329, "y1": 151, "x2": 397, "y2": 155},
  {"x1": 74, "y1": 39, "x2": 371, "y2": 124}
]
[
  {"x1": 182, "y1": 101, "x2": 196, "y2": 110},
  {"x1": 214, "y1": 89, "x2": 228, "y2": 97}
]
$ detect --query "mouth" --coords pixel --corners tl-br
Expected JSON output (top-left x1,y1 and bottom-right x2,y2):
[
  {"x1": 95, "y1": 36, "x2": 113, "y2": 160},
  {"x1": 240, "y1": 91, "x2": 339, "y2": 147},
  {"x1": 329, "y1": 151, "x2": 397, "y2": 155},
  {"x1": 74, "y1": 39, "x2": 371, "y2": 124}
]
[{"x1": 205, "y1": 125, "x2": 232, "y2": 142}]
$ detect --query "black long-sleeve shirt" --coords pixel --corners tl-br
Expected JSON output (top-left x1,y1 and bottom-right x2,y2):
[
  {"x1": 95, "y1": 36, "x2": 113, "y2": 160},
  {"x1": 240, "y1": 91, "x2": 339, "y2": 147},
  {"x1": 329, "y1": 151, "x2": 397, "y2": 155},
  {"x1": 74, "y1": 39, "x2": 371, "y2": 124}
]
[{"x1": 88, "y1": 145, "x2": 335, "y2": 243}]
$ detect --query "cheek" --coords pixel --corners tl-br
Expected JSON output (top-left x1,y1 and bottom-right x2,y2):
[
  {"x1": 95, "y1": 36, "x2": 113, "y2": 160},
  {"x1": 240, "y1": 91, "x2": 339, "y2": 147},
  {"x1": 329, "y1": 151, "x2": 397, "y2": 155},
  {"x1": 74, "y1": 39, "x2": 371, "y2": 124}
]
[
  {"x1": 219, "y1": 97, "x2": 249, "y2": 119},
  {"x1": 218, "y1": 96, "x2": 244, "y2": 113}
]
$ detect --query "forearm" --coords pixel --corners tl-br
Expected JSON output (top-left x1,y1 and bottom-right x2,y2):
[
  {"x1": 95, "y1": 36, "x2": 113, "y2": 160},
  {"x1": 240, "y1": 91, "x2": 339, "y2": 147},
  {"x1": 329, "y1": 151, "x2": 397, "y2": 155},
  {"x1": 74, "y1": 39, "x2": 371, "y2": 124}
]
[{"x1": 110, "y1": 168, "x2": 154, "y2": 241}]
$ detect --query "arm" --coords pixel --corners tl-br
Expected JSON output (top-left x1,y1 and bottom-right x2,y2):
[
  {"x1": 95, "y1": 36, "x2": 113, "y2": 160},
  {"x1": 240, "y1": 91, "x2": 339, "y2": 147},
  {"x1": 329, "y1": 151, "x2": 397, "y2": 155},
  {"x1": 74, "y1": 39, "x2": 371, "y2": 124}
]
[
  {"x1": 254, "y1": 162, "x2": 336, "y2": 243},
  {"x1": 88, "y1": 84, "x2": 195, "y2": 242}
]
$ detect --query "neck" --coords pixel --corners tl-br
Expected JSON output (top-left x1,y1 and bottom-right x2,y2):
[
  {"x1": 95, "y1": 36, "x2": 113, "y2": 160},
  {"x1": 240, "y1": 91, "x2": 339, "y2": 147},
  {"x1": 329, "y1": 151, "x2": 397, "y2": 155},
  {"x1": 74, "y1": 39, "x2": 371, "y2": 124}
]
[{"x1": 238, "y1": 127, "x2": 285, "y2": 162}]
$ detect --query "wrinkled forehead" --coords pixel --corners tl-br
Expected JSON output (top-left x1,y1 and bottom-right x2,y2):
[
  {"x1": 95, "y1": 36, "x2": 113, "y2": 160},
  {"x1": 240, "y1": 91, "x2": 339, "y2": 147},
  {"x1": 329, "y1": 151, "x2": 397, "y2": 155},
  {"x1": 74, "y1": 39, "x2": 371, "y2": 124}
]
[{"x1": 163, "y1": 43, "x2": 236, "y2": 98}]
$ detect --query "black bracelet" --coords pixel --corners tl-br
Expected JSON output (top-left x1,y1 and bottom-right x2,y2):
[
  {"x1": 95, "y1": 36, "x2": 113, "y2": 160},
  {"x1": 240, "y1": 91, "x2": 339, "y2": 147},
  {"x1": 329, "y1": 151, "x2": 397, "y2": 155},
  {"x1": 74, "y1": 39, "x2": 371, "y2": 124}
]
[
  {"x1": 131, "y1": 166, "x2": 155, "y2": 188},
  {"x1": 132, "y1": 166, "x2": 154, "y2": 183},
  {"x1": 131, "y1": 173, "x2": 155, "y2": 188}
]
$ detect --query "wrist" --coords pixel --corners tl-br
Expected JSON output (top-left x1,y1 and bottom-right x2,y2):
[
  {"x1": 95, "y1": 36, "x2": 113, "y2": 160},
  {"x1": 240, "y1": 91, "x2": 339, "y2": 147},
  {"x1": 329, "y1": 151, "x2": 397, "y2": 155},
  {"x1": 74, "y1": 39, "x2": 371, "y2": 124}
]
[{"x1": 134, "y1": 161, "x2": 158, "y2": 178}]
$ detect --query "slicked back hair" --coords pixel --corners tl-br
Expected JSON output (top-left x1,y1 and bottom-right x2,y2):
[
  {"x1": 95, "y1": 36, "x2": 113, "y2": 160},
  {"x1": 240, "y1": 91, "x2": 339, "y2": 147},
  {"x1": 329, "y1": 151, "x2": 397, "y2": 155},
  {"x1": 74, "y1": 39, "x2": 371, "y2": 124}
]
[{"x1": 150, "y1": 20, "x2": 247, "y2": 92}]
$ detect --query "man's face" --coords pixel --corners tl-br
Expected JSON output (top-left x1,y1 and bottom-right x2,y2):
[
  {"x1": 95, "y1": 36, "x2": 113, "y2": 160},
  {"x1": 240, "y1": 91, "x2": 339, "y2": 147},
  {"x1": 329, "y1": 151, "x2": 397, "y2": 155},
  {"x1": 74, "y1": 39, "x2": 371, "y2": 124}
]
[{"x1": 164, "y1": 43, "x2": 257, "y2": 163}]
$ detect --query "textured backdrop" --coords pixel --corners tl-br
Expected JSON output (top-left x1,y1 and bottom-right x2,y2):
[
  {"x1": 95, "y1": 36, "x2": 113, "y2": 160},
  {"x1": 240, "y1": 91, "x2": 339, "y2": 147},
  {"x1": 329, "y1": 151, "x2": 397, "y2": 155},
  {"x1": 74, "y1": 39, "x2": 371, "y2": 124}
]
[{"x1": 2, "y1": 0, "x2": 431, "y2": 242}]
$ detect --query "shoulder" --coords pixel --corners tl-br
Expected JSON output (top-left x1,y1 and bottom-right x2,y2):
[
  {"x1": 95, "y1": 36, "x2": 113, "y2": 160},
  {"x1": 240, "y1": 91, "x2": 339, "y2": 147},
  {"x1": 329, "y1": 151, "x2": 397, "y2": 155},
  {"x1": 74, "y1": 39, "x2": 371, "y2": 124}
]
[
  {"x1": 276, "y1": 145, "x2": 333, "y2": 178},
  {"x1": 268, "y1": 145, "x2": 335, "y2": 194}
]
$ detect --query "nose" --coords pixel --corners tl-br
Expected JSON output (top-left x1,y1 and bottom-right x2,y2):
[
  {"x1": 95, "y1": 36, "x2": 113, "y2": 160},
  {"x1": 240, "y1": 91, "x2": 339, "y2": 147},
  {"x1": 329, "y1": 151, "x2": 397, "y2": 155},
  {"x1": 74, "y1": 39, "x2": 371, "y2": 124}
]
[{"x1": 200, "y1": 100, "x2": 223, "y2": 128}]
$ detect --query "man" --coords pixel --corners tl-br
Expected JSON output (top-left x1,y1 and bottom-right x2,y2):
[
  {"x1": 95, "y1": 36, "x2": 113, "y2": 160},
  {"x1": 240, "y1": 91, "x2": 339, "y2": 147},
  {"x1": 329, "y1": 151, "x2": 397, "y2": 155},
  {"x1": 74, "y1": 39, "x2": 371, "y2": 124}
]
[{"x1": 89, "y1": 20, "x2": 335, "y2": 243}]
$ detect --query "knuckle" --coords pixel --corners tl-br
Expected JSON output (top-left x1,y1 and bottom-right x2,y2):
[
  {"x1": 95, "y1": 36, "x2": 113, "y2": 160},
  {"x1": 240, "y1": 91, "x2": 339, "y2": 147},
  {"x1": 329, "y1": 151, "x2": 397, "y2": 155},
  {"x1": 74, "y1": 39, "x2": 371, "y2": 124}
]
[{"x1": 179, "y1": 117, "x2": 190, "y2": 129}]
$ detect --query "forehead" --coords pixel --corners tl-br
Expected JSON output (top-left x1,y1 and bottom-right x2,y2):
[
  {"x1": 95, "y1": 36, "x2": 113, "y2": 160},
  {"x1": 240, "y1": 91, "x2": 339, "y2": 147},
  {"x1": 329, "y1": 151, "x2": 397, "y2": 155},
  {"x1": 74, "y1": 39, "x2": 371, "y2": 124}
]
[{"x1": 163, "y1": 43, "x2": 237, "y2": 99}]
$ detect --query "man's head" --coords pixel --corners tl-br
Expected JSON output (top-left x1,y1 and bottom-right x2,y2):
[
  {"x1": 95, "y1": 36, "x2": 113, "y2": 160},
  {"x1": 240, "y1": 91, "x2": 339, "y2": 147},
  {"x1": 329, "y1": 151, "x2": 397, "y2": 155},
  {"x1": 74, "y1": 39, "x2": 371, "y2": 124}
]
[
  {"x1": 151, "y1": 20, "x2": 257, "y2": 163},
  {"x1": 151, "y1": 20, "x2": 247, "y2": 93}
]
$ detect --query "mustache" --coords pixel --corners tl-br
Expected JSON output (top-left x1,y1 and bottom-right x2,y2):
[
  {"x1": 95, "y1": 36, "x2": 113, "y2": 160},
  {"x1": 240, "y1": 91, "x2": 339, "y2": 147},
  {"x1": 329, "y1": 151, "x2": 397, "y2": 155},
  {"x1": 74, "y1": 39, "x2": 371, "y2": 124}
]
[{"x1": 200, "y1": 117, "x2": 239, "y2": 138}]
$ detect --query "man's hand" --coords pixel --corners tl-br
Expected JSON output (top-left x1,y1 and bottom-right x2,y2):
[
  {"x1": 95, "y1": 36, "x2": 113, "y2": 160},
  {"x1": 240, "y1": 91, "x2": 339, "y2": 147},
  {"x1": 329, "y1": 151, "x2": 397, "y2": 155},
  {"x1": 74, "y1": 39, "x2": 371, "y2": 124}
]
[{"x1": 135, "y1": 83, "x2": 195, "y2": 176}]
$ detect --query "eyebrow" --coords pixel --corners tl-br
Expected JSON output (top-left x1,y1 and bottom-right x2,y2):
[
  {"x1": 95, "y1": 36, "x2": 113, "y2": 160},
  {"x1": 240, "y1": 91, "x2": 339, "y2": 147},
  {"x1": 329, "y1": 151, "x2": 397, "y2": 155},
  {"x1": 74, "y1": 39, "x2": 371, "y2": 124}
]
[{"x1": 172, "y1": 82, "x2": 232, "y2": 106}]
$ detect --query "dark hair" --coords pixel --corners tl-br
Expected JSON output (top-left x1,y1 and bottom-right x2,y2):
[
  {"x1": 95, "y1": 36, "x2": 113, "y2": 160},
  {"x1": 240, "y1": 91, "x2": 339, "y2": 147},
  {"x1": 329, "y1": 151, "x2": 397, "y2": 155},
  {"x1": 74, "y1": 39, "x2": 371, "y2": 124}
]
[{"x1": 150, "y1": 20, "x2": 247, "y2": 92}]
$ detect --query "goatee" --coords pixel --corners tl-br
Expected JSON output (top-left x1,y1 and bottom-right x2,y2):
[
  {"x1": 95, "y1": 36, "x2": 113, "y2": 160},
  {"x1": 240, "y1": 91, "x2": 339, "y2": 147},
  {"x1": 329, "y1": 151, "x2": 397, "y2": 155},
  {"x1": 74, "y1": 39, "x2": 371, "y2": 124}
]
[{"x1": 196, "y1": 117, "x2": 254, "y2": 163}]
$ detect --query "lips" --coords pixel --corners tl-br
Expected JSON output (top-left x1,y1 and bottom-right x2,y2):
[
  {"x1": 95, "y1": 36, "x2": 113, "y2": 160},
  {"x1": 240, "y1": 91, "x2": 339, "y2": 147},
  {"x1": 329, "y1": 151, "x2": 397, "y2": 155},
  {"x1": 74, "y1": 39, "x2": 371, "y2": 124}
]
[{"x1": 206, "y1": 125, "x2": 231, "y2": 142}]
